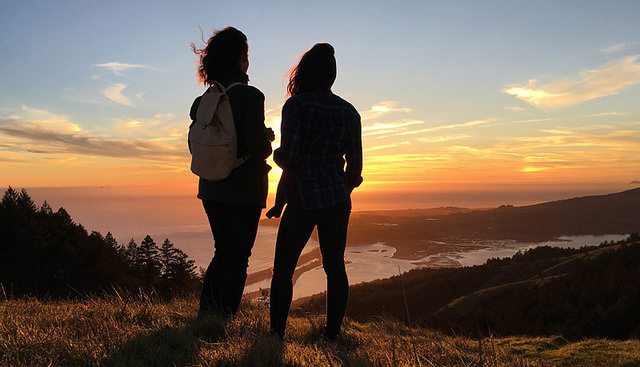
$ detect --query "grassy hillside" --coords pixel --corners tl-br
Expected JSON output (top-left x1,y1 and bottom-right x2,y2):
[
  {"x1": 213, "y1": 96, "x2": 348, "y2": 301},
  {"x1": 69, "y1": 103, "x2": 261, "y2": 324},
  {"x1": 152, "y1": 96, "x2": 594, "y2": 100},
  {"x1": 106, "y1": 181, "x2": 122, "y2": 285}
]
[
  {"x1": 297, "y1": 234, "x2": 640, "y2": 340},
  {"x1": 2, "y1": 296, "x2": 640, "y2": 366}
]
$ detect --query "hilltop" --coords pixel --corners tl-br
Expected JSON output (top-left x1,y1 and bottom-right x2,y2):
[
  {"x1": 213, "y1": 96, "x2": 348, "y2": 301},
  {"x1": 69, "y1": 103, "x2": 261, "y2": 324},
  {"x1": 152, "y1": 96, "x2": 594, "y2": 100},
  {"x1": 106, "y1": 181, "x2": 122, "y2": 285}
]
[
  {"x1": 2, "y1": 296, "x2": 640, "y2": 366},
  {"x1": 296, "y1": 234, "x2": 640, "y2": 340},
  {"x1": 343, "y1": 188, "x2": 640, "y2": 259}
]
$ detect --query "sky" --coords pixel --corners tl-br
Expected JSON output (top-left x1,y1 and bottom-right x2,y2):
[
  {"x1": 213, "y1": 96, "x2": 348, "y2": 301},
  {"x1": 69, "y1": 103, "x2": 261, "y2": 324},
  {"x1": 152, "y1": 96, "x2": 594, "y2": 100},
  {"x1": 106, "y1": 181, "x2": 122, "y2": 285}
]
[{"x1": 1, "y1": 0, "x2": 640, "y2": 209}]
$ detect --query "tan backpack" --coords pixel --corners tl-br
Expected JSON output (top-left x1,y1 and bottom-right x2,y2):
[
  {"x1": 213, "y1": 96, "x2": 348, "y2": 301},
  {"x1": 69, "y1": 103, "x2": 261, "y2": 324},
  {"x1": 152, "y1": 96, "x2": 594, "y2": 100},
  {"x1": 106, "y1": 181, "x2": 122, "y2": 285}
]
[{"x1": 189, "y1": 81, "x2": 246, "y2": 182}]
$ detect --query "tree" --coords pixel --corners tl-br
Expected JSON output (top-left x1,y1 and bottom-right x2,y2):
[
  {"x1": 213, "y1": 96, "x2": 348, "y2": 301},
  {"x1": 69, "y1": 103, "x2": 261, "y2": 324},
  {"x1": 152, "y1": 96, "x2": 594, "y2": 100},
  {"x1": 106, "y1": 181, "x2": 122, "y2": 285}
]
[
  {"x1": 104, "y1": 232, "x2": 121, "y2": 253},
  {"x1": 1, "y1": 187, "x2": 201, "y2": 298},
  {"x1": 158, "y1": 239, "x2": 199, "y2": 296},
  {"x1": 124, "y1": 238, "x2": 138, "y2": 263},
  {"x1": 136, "y1": 235, "x2": 161, "y2": 289}
]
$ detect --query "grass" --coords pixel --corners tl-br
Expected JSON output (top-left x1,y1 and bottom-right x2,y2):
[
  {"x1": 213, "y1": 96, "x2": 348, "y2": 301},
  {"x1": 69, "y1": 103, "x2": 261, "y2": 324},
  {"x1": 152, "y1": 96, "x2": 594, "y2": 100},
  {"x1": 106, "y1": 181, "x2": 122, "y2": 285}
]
[{"x1": 1, "y1": 295, "x2": 640, "y2": 366}]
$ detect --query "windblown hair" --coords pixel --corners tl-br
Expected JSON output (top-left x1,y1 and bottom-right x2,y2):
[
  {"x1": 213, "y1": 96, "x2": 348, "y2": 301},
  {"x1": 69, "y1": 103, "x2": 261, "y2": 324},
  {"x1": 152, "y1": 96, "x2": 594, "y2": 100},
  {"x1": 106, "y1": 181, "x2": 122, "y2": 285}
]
[
  {"x1": 287, "y1": 43, "x2": 337, "y2": 97},
  {"x1": 191, "y1": 27, "x2": 248, "y2": 85}
]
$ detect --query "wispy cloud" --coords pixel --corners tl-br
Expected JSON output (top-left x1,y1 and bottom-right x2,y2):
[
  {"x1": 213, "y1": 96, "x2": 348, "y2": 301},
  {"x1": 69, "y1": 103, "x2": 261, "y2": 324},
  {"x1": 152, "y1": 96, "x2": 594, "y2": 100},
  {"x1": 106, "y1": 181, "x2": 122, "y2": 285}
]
[
  {"x1": 521, "y1": 167, "x2": 551, "y2": 173},
  {"x1": 540, "y1": 128, "x2": 574, "y2": 135},
  {"x1": 587, "y1": 111, "x2": 622, "y2": 117},
  {"x1": 362, "y1": 119, "x2": 424, "y2": 136},
  {"x1": 601, "y1": 42, "x2": 636, "y2": 54},
  {"x1": 359, "y1": 124, "x2": 640, "y2": 183},
  {"x1": 95, "y1": 62, "x2": 155, "y2": 75},
  {"x1": 395, "y1": 119, "x2": 494, "y2": 136},
  {"x1": 0, "y1": 114, "x2": 187, "y2": 162},
  {"x1": 504, "y1": 56, "x2": 640, "y2": 108},
  {"x1": 364, "y1": 141, "x2": 410, "y2": 152},
  {"x1": 361, "y1": 101, "x2": 412, "y2": 121},
  {"x1": 419, "y1": 134, "x2": 469, "y2": 143},
  {"x1": 104, "y1": 84, "x2": 134, "y2": 106},
  {"x1": 115, "y1": 118, "x2": 161, "y2": 135}
]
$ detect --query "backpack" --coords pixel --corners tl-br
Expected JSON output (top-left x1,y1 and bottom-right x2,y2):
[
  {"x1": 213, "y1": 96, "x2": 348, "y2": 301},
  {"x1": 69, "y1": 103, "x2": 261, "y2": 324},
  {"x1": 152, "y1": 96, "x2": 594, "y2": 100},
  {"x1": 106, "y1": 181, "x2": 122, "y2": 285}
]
[{"x1": 188, "y1": 81, "x2": 246, "y2": 182}]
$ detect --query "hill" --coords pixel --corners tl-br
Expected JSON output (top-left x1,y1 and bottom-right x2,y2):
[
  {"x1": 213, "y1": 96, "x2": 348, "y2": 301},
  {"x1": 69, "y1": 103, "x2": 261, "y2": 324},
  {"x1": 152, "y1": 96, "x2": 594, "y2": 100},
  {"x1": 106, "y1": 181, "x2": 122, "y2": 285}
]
[
  {"x1": 341, "y1": 188, "x2": 640, "y2": 259},
  {"x1": 2, "y1": 296, "x2": 640, "y2": 366},
  {"x1": 296, "y1": 234, "x2": 640, "y2": 340}
]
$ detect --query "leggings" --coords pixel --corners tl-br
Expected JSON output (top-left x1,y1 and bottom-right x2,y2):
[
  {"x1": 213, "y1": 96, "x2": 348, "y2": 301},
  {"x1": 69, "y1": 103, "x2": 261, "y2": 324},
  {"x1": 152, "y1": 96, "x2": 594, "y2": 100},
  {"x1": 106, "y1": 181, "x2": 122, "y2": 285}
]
[{"x1": 269, "y1": 198, "x2": 351, "y2": 338}]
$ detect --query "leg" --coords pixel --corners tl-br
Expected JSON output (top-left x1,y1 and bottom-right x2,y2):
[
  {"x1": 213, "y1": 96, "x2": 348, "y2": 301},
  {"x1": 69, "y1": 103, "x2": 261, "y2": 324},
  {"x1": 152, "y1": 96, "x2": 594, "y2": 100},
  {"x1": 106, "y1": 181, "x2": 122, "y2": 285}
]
[
  {"x1": 269, "y1": 205, "x2": 316, "y2": 338},
  {"x1": 199, "y1": 200, "x2": 227, "y2": 315},
  {"x1": 317, "y1": 199, "x2": 351, "y2": 338},
  {"x1": 218, "y1": 204, "x2": 262, "y2": 315}
]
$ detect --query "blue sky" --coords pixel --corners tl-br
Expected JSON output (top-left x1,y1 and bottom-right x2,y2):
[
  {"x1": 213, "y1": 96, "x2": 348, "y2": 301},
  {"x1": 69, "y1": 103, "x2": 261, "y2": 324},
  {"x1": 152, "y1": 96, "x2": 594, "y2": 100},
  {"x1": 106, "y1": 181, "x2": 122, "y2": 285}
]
[{"x1": 1, "y1": 0, "x2": 639, "y2": 199}]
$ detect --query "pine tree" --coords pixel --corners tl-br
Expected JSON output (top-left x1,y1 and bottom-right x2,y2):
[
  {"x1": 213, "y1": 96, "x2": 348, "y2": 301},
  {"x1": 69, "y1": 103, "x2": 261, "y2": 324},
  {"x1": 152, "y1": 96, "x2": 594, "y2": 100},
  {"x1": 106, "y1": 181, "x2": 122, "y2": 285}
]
[
  {"x1": 124, "y1": 238, "x2": 138, "y2": 263},
  {"x1": 137, "y1": 235, "x2": 161, "y2": 289},
  {"x1": 38, "y1": 201, "x2": 53, "y2": 215},
  {"x1": 104, "y1": 232, "x2": 121, "y2": 253},
  {"x1": 158, "y1": 238, "x2": 198, "y2": 296}
]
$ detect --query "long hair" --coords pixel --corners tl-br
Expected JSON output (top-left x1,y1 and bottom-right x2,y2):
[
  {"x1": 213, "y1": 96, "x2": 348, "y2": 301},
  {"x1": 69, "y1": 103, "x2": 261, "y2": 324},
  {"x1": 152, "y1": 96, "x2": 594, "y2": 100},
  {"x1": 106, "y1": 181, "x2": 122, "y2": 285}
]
[
  {"x1": 191, "y1": 27, "x2": 248, "y2": 85},
  {"x1": 287, "y1": 43, "x2": 337, "y2": 97}
]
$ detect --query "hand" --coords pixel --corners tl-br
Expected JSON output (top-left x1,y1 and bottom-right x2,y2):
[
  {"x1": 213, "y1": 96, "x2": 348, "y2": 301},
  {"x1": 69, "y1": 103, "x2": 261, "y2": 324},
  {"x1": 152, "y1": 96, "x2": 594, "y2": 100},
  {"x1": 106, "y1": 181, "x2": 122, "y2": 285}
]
[{"x1": 266, "y1": 128, "x2": 276, "y2": 142}]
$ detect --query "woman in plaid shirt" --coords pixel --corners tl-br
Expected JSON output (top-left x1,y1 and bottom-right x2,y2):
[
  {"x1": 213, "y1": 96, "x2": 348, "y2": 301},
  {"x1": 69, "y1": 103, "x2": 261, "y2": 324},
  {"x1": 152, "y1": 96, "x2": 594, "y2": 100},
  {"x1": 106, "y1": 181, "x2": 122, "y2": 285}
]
[{"x1": 269, "y1": 43, "x2": 363, "y2": 340}]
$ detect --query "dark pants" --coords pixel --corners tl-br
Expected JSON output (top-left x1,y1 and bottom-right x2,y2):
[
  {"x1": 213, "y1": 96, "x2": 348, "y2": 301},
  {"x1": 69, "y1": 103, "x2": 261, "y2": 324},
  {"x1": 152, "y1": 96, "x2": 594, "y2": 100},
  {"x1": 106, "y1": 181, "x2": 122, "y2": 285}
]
[
  {"x1": 199, "y1": 200, "x2": 262, "y2": 316},
  {"x1": 270, "y1": 198, "x2": 351, "y2": 338}
]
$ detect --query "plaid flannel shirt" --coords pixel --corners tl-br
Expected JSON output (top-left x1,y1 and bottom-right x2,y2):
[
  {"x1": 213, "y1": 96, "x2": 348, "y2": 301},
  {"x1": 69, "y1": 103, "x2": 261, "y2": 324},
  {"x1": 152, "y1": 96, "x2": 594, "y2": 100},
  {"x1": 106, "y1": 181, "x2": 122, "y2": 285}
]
[{"x1": 274, "y1": 91, "x2": 363, "y2": 210}]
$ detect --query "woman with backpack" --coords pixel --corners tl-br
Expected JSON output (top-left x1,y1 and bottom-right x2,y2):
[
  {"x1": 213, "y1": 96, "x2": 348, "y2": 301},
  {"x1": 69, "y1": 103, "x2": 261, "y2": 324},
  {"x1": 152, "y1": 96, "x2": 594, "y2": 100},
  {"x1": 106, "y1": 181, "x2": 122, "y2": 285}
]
[
  {"x1": 268, "y1": 43, "x2": 363, "y2": 340},
  {"x1": 190, "y1": 27, "x2": 274, "y2": 317}
]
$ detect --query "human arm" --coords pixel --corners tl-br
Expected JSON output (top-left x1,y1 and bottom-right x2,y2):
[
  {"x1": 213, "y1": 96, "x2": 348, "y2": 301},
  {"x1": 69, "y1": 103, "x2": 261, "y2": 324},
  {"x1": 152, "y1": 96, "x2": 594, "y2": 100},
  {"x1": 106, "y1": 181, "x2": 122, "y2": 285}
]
[
  {"x1": 273, "y1": 101, "x2": 303, "y2": 170},
  {"x1": 187, "y1": 95, "x2": 202, "y2": 154},
  {"x1": 242, "y1": 92, "x2": 272, "y2": 160},
  {"x1": 345, "y1": 112, "x2": 363, "y2": 190}
]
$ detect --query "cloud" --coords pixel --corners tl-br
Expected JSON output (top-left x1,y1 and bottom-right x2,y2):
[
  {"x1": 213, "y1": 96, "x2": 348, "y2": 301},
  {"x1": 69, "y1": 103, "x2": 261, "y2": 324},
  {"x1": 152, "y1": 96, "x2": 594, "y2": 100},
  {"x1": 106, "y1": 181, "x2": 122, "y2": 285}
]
[
  {"x1": 115, "y1": 118, "x2": 161, "y2": 135},
  {"x1": 361, "y1": 101, "x2": 412, "y2": 121},
  {"x1": 364, "y1": 142, "x2": 410, "y2": 152},
  {"x1": 510, "y1": 118, "x2": 553, "y2": 125},
  {"x1": 95, "y1": 62, "x2": 155, "y2": 75},
  {"x1": 601, "y1": 43, "x2": 636, "y2": 54},
  {"x1": 0, "y1": 151, "x2": 28, "y2": 163},
  {"x1": 10, "y1": 106, "x2": 82, "y2": 133},
  {"x1": 396, "y1": 119, "x2": 494, "y2": 136},
  {"x1": 504, "y1": 56, "x2": 640, "y2": 108},
  {"x1": 521, "y1": 167, "x2": 551, "y2": 173},
  {"x1": 363, "y1": 119, "x2": 424, "y2": 136},
  {"x1": 587, "y1": 111, "x2": 622, "y2": 117},
  {"x1": 540, "y1": 128, "x2": 574, "y2": 135},
  {"x1": 0, "y1": 116, "x2": 187, "y2": 162},
  {"x1": 366, "y1": 153, "x2": 443, "y2": 163},
  {"x1": 104, "y1": 84, "x2": 134, "y2": 106},
  {"x1": 419, "y1": 135, "x2": 469, "y2": 143}
]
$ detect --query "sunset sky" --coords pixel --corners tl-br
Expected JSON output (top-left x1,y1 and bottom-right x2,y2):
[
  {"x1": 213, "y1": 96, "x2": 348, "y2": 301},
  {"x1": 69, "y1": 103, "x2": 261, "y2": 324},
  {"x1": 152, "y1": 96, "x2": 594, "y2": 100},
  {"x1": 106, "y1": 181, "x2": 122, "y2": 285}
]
[{"x1": 2, "y1": 1, "x2": 640, "y2": 209}]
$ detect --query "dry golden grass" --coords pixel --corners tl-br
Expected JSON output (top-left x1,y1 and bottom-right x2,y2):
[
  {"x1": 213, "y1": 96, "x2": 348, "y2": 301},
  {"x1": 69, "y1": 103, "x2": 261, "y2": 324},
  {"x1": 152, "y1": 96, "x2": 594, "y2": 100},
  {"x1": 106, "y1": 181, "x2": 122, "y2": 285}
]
[{"x1": 1, "y1": 296, "x2": 639, "y2": 366}]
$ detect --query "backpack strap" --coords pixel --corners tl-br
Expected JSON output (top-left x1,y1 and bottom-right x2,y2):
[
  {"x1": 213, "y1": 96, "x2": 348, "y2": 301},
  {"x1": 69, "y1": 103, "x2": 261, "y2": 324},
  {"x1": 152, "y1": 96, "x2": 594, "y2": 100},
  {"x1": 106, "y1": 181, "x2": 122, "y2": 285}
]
[
  {"x1": 211, "y1": 80, "x2": 244, "y2": 94},
  {"x1": 209, "y1": 80, "x2": 249, "y2": 163}
]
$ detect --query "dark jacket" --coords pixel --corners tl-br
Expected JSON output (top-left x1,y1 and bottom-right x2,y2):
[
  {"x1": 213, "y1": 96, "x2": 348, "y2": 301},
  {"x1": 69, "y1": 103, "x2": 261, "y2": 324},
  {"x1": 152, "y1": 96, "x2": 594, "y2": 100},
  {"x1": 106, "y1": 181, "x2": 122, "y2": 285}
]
[{"x1": 189, "y1": 72, "x2": 272, "y2": 207}]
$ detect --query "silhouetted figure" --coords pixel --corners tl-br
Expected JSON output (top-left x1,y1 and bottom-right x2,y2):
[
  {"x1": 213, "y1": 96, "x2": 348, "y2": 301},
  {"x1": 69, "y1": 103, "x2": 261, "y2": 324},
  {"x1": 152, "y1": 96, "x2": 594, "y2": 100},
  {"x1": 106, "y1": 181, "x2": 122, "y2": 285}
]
[
  {"x1": 190, "y1": 27, "x2": 273, "y2": 317},
  {"x1": 268, "y1": 43, "x2": 363, "y2": 340}
]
